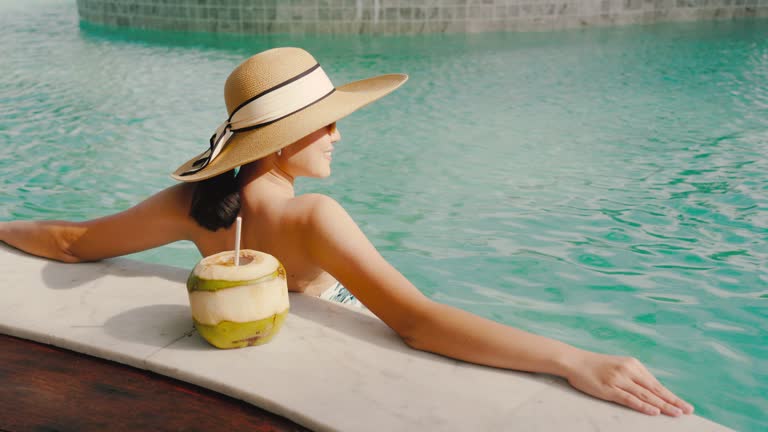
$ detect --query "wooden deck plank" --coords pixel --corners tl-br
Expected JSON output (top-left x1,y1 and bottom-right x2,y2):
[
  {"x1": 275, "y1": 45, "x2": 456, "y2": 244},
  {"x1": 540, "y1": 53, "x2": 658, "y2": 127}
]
[{"x1": 0, "y1": 334, "x2": 309, "y2": 431}]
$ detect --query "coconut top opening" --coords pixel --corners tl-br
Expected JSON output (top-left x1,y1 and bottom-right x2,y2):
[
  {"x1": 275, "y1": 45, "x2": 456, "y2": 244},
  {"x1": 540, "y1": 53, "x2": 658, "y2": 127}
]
[
  {"x1": 222, "y1": 256, "x2": 254, "y2": 266},
  {"x1": 194, "y1": 250, "x2": 282, "y2": 282},
  {"x1": 206, "y1": 251, "x2": 262, "y2": 268}
]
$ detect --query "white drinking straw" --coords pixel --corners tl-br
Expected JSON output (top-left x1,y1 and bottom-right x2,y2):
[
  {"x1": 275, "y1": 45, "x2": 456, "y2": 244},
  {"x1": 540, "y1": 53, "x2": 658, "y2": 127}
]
[{"x1": 234, "y1": 216, "x2": 242, "y2": 266}]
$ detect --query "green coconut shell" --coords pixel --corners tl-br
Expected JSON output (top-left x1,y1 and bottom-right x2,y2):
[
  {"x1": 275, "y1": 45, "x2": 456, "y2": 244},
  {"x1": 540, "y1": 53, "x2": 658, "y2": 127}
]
[
  {"x1": 194, "y1": 309, "x2": 289, "y2": 349},
  {"x1": 186, "y1": 266, "x2": 285, "y2": 293}
]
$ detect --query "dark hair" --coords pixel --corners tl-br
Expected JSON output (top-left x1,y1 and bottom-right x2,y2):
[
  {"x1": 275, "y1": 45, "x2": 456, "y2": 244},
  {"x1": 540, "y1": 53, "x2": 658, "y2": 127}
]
[{"x1": 189, "y1": 169, "x2": 241, "y2": 231}]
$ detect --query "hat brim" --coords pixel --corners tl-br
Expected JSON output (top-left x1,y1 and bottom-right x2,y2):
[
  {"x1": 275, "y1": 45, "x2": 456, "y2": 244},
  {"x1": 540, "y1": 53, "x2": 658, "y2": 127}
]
[{"x1": 171, "y1": 73, "x2": 408, "y2": 182}]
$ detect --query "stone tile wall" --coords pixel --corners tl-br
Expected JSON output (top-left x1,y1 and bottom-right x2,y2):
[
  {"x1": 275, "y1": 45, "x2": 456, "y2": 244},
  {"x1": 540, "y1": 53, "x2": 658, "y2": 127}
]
[{"x1": 76, "y1": 0, "x2": 768, "y2": 34}]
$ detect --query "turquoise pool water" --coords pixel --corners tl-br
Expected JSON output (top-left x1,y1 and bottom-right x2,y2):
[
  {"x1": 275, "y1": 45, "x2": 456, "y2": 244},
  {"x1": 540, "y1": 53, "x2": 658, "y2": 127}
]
[{"x1": 1, "y1": 1, "x2": 766, "y2": 429}]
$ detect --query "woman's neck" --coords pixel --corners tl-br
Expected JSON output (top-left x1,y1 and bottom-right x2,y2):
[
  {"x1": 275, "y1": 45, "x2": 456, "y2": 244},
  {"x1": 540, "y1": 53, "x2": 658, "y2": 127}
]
[{"x1": 238, "y1": 160, "x2": 296, "y2": 198}]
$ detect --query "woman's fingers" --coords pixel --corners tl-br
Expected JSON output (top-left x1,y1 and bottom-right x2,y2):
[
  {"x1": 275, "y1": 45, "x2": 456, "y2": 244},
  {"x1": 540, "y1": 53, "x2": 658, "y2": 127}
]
[
  {"x1": 620, "y1": 381, "x2": 684, "y2": 417},
  {"x1": 568, "y1": 353, "x2": 694, "y2": 417},
  {"x1": 610, "y1": 388, "x2": 661, "y2": 416},
  {"x1": 633, "y1": 367, "x2": 695, "y2": 414}
]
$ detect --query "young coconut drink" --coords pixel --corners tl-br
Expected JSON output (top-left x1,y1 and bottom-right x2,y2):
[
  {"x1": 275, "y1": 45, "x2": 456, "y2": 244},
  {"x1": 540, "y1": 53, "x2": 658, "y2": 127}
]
[{"x1": 187, "y1": 248, "x2": 289, "y2": 349}]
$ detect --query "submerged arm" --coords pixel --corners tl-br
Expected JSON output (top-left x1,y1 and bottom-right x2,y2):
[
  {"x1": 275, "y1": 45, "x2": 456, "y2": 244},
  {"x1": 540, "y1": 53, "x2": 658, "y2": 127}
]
[
  {"x1": 303, "y1": 195, "x2": 693, "y2": 417},
  {"x1": 0, "y1": 184, "x2": 196, "y2": 263}
]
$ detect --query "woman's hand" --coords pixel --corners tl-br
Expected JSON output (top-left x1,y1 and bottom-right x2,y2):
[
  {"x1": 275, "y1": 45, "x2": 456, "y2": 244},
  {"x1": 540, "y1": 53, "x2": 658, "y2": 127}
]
[{"x1": 564, "y1": 351, "x2": 694, "y2": 416}]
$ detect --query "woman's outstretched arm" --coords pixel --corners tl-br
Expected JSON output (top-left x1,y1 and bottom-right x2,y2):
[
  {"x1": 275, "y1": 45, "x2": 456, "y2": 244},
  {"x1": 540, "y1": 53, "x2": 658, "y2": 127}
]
[
  {"x1": 302, "y1": 195, "x2": 694, "y2": 417},
  {"x1": 0, "y1": 184, "x2": 196, "y2": 263}
]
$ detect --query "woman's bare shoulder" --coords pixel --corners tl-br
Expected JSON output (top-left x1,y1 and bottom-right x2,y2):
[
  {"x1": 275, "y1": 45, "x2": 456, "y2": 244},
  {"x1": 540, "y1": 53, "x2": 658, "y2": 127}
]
[
  {"x1": 290, "y1": 193, "x2": 337, "y2": 207},
  {"x1": 284, "y1": 193, "x2": 345, "y2": 224},
  {"x1": 150, "y1": 183, "x2": 198, "y2": 229}
]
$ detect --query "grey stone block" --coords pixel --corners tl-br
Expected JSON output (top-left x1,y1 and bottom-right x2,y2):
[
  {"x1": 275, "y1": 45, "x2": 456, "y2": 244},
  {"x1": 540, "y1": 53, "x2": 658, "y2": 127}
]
[
  {"x1": 384, "y1": 7, "x2": 399, "y2": 20},
  {"x1": 76, "y1": 0, "x2": 768, "y2": 36}
]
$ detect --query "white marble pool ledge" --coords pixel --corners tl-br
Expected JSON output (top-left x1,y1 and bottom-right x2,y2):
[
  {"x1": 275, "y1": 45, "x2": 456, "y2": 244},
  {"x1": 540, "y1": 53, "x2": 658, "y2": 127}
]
[{"x1": 0, "y1": 246, "x2": 730, "y2": 432}]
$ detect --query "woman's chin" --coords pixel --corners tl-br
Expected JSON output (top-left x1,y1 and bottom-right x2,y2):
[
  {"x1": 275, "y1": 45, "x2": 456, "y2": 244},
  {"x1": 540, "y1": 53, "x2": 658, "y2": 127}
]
[{"x1": 307, "y1": 168, "x2": 331, "y2": 179}]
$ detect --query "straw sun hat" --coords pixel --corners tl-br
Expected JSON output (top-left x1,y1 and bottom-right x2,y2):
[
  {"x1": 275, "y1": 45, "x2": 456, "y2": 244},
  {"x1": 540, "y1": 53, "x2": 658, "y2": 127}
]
[{"x1": 171, "y1": 47, "x2": 408, "y2": 182}]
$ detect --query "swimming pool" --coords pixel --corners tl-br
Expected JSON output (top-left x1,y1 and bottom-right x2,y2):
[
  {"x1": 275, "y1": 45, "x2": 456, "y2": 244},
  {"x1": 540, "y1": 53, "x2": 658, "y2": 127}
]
[{"x1": 1, "y1": 1, "x2": 766, "y2": 430}]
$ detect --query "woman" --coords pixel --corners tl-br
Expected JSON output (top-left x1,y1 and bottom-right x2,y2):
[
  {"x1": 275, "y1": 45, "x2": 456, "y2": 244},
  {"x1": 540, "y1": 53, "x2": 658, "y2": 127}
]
[{"x1": 0, "y1": 47, "x2": 693, "y2": 417}]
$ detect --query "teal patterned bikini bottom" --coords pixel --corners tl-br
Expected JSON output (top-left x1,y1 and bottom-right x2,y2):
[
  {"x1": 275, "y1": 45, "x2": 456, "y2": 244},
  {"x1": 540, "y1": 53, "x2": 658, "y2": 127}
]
[{"x1": 319, "y1": 281, "x2": 364, "y2": 309}]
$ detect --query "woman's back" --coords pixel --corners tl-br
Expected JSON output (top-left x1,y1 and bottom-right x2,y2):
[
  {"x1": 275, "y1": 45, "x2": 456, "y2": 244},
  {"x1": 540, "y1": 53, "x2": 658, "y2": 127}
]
[{"x1": 189, "y1": 177, "x2": 337, "y2": 297}]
